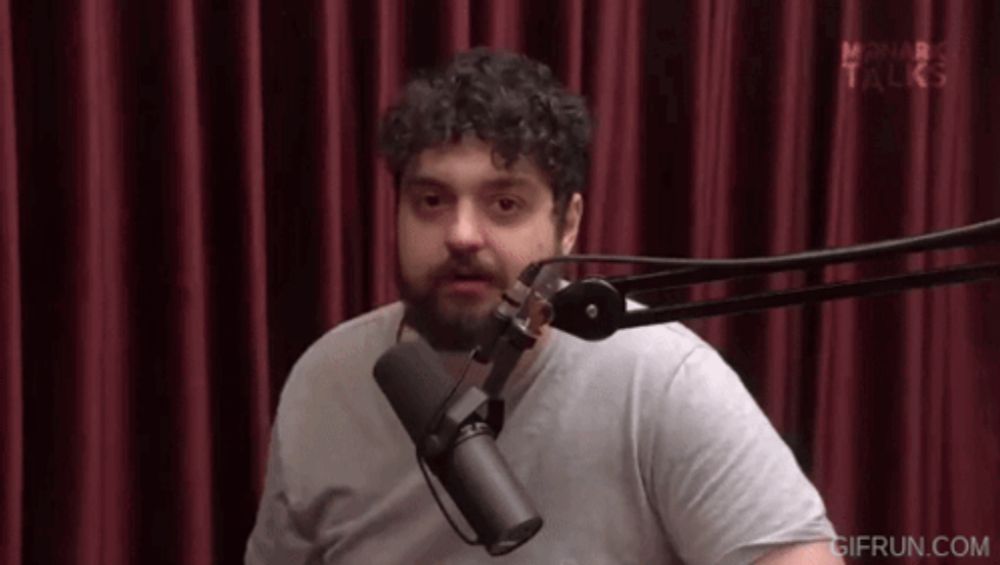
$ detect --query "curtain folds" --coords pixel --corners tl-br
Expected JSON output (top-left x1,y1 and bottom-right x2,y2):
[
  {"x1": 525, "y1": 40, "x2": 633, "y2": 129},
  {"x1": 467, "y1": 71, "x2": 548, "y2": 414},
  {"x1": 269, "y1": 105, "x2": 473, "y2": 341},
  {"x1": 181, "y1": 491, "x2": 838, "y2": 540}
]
[
  {"x1": 2, "y1": 1, "x2": 998, "y2": 563},
  {"x1": 1, "y1": 1, "x2": 23, "y2": 563}
]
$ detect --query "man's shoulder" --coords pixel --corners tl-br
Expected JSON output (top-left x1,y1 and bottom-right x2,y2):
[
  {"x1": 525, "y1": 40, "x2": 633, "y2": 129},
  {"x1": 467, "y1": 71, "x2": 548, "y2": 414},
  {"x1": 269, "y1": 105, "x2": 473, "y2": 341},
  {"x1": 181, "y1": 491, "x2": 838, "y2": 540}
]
[
  {"x1": 277, "y1": 302, "x2": 403, "y2": 412},
  {"x1": 561, "y1": 318, "x2": 716, "y2": 374},
  {"x1": 541, "y1": 318, "x2": 727, "y2": 409},
  {"x1": 309, "y1": 301, "x2": 404, "y2": 356}
]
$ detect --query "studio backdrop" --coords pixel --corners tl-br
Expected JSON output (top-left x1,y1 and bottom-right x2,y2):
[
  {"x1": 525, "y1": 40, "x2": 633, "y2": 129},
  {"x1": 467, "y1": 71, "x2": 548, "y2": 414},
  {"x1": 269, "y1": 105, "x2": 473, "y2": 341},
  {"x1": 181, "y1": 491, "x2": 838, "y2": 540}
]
[{"x1": 1, "y1": 1, "x2": 998, "y2": 564}]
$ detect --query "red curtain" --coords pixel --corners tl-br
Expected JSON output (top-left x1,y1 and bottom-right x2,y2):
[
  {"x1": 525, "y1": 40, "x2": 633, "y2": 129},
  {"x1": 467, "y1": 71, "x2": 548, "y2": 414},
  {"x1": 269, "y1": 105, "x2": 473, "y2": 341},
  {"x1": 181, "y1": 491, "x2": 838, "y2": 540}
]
[{"x1": 2, "y1": 1, "x2": 998, "y2": 564}]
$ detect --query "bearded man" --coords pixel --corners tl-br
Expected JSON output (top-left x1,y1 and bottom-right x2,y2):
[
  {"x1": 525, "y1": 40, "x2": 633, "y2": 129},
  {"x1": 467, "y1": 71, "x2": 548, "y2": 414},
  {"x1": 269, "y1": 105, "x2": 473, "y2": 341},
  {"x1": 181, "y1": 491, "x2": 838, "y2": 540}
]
[{"x1": 246, "y1": 48, "x2": 842, "y2": 565}]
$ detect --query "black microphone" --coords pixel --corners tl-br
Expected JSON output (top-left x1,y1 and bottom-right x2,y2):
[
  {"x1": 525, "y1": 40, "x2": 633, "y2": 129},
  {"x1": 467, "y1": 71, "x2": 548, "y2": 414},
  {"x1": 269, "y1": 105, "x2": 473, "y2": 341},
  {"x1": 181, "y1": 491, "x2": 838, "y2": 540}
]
[{"x1": 373, "y1": 340, "x2": 543, "y2": 556}]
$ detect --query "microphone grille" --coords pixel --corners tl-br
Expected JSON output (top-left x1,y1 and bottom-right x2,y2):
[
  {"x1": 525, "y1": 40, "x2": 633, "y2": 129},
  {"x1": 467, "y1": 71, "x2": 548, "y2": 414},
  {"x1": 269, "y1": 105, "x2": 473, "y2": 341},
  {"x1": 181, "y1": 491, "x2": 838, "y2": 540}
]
[{"x1": 373, "y1": 340, "x2": 456, "y2": 442}]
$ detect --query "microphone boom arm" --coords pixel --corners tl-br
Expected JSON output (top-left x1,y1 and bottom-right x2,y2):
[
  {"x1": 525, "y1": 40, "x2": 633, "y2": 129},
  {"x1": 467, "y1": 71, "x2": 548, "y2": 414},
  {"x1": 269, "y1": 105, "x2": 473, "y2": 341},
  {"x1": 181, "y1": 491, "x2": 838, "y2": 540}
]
[
  {"x1": 471, "y1": 217, "x2": 999, "y2": 398},
  {"x1": 546, "y1": 217, "x2": 1000, "y2": 340}
]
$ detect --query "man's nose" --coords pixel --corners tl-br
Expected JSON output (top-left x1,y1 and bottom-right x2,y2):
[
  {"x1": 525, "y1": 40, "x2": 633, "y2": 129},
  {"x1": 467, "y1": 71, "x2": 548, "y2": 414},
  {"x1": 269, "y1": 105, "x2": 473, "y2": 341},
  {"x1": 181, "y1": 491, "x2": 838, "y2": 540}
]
[{"x1": 444, "y1": 201, "x2": 486, "y2": 254}]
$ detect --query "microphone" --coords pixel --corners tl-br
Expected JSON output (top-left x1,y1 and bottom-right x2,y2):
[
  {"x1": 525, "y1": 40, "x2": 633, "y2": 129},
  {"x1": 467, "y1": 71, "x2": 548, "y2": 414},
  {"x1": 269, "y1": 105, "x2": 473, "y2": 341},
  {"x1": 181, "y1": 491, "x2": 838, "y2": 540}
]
[{"x1": 373, "y1": 340, "x2": 543, "y2": 556}]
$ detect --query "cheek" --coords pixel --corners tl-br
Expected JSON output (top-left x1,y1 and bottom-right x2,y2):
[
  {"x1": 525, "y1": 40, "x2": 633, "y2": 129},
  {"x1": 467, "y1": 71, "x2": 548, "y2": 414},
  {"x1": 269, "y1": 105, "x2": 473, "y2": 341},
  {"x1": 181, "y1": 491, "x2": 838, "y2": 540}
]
[
  {"x1": 527, "y1": 220, "x2": 560, "y2": 253},
  {"x1": 397, "y1": 215, "x2": 445, "y2": 284},
  {"x1": 396, "y1": 217, "x2": 426, "y2": 274},
  {"x1": 492, "y1": 223, "x2": 560, "y2": 273}
]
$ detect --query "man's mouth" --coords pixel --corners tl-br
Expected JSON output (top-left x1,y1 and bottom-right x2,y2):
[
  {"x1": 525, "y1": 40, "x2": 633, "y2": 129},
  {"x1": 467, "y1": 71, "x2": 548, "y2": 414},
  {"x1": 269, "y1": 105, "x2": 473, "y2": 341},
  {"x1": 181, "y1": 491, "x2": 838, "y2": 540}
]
[
  {"x1": 440, "y1": 272, "x2": 496, "y2": 294},
  {"x1": 450, "y1": 272, "x2": 490, "y2": 281}
]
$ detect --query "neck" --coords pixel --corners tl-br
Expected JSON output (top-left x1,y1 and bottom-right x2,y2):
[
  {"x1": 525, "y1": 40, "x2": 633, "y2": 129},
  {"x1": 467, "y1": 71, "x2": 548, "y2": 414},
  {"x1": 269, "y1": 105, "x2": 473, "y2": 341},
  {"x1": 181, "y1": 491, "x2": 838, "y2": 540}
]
[{"x1": 398, "y1": 321, "x2": 552, "y2": 387}]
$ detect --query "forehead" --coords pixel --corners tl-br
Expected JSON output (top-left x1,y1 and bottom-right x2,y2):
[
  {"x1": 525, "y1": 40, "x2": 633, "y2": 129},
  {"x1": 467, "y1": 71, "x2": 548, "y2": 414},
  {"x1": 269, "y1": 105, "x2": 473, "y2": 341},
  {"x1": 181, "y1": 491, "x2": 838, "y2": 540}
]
[{"x1": 402, "y1": 137, "x2": 550, "y2": 189}]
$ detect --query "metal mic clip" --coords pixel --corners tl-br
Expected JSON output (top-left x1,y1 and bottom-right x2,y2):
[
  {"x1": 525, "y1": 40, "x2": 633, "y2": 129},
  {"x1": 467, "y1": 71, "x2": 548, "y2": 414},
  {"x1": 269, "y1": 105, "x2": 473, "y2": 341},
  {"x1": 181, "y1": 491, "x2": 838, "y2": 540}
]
[
  {"x1": 470, "y1": 263, "x2": 561, "y2": 405},
  {"x1": 422, "y1": 386, "x2": 504, "y2": 459},
  {"x1": 473, "y1": 263, "x2": 561, "y2": 364}
]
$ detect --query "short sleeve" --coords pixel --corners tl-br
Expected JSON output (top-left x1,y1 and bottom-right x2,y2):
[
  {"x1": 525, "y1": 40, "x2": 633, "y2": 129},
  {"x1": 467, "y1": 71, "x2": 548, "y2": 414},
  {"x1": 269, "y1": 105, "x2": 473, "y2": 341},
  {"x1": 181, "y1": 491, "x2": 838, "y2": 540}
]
[
  {"x1": 244, "y1": 426, "x2": 319, "y2": 565},
  {"x1": 645, "y1": 345, "x2": 836, "y2": 565}
]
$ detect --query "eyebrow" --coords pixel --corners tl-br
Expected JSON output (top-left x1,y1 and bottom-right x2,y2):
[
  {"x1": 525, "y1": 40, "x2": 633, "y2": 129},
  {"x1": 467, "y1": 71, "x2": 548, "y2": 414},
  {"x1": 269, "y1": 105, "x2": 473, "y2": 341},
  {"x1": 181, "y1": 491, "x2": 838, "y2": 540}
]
[
  {"x1": 480, "y1": 175, "x2": 534, "y2": 191},
  {"x1": 400, "y1": 175, "x2": 450, "y2": 190},
  {"x1": 401, "y1": 174, "x2": 535, "y2": 192}
]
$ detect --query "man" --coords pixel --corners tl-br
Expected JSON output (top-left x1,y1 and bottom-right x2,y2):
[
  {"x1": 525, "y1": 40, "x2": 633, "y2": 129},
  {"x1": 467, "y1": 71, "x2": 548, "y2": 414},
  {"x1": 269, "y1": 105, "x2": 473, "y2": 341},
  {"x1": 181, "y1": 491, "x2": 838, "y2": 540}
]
[{"x1": 246, "y1": 48, "x2": 843, "y2": 564}]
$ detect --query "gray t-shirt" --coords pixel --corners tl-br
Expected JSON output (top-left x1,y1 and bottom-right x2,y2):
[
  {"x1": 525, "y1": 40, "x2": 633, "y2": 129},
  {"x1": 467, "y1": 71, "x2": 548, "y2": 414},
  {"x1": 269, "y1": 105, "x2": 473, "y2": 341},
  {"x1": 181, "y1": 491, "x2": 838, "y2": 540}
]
[{"x1": 246, "y1": 302, "x2": 835, "y2": 564}]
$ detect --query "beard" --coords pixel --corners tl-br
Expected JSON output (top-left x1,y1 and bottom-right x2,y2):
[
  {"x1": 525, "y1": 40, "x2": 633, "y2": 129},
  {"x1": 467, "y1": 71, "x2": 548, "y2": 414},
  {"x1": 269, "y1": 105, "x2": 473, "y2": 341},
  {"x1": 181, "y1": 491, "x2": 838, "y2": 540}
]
[{"x1": 397, "y1": 256, "x2": 509, "y2": 351}]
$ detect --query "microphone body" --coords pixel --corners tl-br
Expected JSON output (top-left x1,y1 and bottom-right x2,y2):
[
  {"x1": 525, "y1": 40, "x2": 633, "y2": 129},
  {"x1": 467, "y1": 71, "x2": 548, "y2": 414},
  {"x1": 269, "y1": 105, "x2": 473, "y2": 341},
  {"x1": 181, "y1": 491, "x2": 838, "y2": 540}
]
[{"x1": 373, "y1": 341, "x2": 543, "y2": 555}]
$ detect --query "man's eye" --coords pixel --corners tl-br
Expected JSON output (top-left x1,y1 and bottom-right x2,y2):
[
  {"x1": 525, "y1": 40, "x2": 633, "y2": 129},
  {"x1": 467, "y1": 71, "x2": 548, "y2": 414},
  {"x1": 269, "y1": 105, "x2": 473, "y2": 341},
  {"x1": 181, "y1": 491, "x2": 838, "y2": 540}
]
[
  {"x1": 494, "y1": 197, "x2": 521, "y2": 213},
  {"x1": 420, "y1": 194, "x2": 442, "y2": 208}
]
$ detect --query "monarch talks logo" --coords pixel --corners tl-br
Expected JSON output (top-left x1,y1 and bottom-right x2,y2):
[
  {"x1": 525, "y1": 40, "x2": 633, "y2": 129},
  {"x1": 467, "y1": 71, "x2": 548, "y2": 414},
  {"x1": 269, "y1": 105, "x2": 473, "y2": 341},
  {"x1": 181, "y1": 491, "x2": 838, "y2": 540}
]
[{"x1": 841, "y1": 41, "x2": 947, "y2": 91}]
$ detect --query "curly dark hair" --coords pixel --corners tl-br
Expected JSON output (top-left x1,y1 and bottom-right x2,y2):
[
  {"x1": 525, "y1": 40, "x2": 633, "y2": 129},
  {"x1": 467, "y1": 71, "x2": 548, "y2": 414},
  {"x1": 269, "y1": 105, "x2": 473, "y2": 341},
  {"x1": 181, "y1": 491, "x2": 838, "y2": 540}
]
[{"x1": 378, "y1": 48, "x2": 592, "y2": 216}]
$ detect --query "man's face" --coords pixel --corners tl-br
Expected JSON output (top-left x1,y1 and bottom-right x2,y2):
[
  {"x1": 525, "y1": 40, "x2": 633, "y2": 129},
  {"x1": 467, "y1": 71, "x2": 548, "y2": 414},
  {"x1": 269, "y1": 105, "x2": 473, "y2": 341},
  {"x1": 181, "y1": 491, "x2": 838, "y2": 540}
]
[{"x1": 396, "y1": 137, "x2": 583, "y2": 350}]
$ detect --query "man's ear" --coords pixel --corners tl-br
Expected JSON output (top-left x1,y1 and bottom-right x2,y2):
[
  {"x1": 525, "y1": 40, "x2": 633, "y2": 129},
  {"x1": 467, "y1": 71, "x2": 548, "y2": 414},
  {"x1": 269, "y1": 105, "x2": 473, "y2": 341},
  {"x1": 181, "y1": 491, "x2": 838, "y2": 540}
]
[{"x1": 559, "y1": 193, "x2": 584, "y2": 255}]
